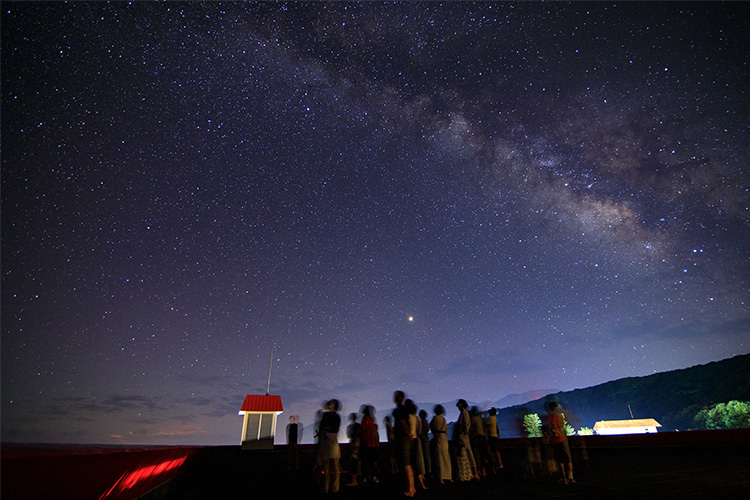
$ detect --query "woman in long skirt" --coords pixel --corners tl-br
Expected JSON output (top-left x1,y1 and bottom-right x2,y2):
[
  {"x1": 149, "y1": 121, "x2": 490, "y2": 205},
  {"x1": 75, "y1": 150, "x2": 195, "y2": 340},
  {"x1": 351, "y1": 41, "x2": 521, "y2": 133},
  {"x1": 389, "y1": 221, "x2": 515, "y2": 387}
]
[
  {"x1": 454, "y1": 399, "x2": 480, "y2": 481},
  {"x1": 430, "y1": 404, "x2": 452, "y2": 483}
]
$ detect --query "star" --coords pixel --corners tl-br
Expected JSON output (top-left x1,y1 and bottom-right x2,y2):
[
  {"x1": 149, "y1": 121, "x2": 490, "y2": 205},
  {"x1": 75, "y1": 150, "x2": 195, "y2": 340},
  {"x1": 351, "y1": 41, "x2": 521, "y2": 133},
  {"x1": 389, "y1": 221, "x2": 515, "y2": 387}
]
[{"x1": 1, "y1": 1, "x2": 746, "y2": 446}]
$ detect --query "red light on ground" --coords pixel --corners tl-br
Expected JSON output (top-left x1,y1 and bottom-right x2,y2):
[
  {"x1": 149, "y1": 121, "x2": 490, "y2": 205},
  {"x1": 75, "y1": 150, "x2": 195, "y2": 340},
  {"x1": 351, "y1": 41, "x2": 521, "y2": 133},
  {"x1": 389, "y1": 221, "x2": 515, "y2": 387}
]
[{"x1": 99, "y1": 455, "x2": 188, "y2": 499}]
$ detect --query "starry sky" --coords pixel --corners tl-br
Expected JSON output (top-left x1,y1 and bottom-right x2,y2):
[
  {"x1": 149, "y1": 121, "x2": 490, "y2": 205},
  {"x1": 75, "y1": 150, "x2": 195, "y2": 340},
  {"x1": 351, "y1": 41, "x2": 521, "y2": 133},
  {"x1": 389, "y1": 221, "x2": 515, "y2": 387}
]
[{"x1": 2, "y1": 2, "x2": 749, "y2": 446}]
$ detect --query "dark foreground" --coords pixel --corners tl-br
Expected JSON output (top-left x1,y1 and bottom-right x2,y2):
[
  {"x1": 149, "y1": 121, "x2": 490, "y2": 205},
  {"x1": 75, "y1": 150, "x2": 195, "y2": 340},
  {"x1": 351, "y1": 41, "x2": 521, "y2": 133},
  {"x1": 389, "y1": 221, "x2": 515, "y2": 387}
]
[{"x1": 3, "y1": 430, "x2": 750, "y2": 499}]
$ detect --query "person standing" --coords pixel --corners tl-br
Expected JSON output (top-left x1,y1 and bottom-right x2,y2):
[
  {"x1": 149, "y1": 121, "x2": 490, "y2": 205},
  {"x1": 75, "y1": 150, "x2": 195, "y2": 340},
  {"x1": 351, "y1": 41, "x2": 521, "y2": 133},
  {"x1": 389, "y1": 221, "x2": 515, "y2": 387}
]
[
  {"x1": 360, "y1": 405, "x2": 380, "y2": 484},
  {"x1": 393, "y1": 390, "x2": 416, "y2": 497},
  {"x1": 317, "y1": 399, "x2": 342, "y2": 494},
  {"x1": 406, "y1": 400, "x2": 428, "y2": 491},
  {"x1": 346, "y1": 412, "x2": 362, "y2": 486},
  {"x1": 384, "y1": 415, "x2": 396, "y2": 474},
  {"x1": 430, "y1": 404, "x2": 452, "y2": 483},
  {"x1": 469, "y1": 406, "x2": 488, "y2": 478},
  {"x1": 418, "y1": 409, "x2": 432, "y2": 477},
  {"x1": 287, "y1": 415, "x2": 301, "y2": 471},
  {"x1": 486, "y1": 408, "x2": 504, "y2": 473},
  {"x1": 454, "y1": 399, "x2": 480, "y2": 481},
  {"x1": 546, "y1": 401, "x2": 575, "y2": 484}
]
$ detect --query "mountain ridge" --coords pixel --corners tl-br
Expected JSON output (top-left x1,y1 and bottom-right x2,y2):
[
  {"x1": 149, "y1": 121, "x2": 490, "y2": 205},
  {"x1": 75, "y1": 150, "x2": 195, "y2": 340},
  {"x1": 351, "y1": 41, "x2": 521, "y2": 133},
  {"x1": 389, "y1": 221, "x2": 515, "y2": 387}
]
[
  {"x1": 409, "y1": 354, "x2": 750, "y2": 437},
  {"x1": 491, "y1": 353, "x2": 750, "y2": 435}
]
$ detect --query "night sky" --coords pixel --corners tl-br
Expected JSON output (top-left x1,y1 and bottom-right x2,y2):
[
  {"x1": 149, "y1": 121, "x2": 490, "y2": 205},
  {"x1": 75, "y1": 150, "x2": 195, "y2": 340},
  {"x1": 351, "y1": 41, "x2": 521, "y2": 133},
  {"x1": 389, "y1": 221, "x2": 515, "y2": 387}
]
[{"x1": 2, "y1": 2, "x2": 749, "y2": 446}]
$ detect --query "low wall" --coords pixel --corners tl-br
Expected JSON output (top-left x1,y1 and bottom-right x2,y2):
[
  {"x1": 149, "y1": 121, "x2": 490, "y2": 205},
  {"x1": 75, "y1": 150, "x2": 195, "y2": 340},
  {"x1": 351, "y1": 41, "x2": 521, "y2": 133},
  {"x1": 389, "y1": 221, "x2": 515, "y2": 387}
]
[{"x1": 3, "y1": 429, "x2": 748, "y2": 499}]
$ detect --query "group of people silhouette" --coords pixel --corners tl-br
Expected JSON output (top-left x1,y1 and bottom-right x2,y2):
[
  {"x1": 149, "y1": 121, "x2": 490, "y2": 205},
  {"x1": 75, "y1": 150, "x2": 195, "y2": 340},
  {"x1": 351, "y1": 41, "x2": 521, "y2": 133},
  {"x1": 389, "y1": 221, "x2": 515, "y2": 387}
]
[{"x1": 297, "y1": 390, "x2": 574, "y2": 495}]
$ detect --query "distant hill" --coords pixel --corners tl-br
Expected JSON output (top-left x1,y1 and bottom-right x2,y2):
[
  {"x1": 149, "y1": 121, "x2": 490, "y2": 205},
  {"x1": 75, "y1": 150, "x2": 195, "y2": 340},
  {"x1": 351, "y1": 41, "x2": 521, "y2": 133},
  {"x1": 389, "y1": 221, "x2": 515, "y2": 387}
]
[
  {"x1": 487, "y1": 389, "x2": 561, "y2": 410},
  {"x1": 492, "y1": 353, "x2": 750, "y2": 436},
  {"x1": 412, "y1": 390, "x2": 558, "y2": 422}
]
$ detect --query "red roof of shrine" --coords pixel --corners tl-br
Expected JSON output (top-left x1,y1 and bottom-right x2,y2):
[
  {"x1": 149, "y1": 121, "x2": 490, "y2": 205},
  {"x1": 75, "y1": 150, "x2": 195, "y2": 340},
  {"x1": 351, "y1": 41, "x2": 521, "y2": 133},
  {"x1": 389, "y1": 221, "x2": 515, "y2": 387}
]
[{"x1": 239, "y1": 394, "x2": 283, "y2": 413}]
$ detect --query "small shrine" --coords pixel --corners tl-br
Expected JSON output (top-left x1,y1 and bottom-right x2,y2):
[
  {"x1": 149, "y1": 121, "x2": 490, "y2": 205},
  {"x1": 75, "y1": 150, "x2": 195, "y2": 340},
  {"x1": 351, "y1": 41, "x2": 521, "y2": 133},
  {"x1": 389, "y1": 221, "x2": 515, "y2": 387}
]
[{"x1": 238, "y1": 394, "x2": 284, "y2": 450}]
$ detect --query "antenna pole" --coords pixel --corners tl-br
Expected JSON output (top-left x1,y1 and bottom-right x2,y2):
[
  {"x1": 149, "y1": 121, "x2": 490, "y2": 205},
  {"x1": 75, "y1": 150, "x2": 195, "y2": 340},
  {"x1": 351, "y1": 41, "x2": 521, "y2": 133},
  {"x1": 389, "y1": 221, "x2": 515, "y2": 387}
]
[
  {"x1": 628, "y1": 404, "x2": 634, "y2": 419},
  {"x1": 266, "y1": 346, "x2": 273, "y2": 395}
]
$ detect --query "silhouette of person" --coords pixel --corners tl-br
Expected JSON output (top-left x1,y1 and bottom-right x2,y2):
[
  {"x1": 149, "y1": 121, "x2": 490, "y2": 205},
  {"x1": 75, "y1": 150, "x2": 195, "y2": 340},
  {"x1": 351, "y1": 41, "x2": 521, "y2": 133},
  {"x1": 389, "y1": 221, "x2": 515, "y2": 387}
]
[
  {"x1": 485, "y1": 407, "x2": 504, "y2": 472},
  {"x1": 287, "y1": 415, "x2": 301, "y2": 471},
  {"x1": 346, "y1": 412, "x2": 362, "y2": 486},
  {"x1": 418, "y1": 409, "x2": 432, "y2": 477},
  {"x1": 406, "y1": 399, "x2": 427, "y2": 491},
  {"x1": 430, "y1": 404, "x2": 452, "y2": 483},
  {"x1": 393, "y1": 390, "x2": 416, "y2": 497},
  {"x1": 384, "y1": 415, "x2": 396, "y2": 473},
  {"x1": 546, "y1": 401, "x2": 575, "y2": 484},
  {"x1": 360, "y1": 405, "x2": 380, "y2": 484},
  {"x1": 317, "y1": 399, "x2": 342, "y2": 493},
  {"x1": 469, "y1": 406, "x2": 489, "y2": 477}
]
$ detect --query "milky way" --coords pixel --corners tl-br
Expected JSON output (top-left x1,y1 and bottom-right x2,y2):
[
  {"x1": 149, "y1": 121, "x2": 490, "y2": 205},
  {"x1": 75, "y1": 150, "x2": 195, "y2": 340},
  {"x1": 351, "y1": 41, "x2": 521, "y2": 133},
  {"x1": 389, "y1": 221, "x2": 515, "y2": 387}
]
[{"x1": 2, "y1": 2, "x2": 748, "y2": 445}]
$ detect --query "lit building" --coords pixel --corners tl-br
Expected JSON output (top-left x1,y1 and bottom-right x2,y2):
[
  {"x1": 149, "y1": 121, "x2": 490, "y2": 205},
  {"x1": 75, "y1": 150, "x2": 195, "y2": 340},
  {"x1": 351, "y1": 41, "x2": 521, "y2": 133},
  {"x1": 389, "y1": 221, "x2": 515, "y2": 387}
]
[{"x1": 593, "y1": 418, "x2": 661, "y2": 435}]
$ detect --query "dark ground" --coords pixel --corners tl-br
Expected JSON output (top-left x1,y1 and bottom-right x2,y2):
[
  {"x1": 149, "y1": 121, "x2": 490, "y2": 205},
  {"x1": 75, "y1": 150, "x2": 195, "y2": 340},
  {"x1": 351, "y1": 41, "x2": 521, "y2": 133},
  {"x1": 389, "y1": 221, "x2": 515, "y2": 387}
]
[
  {"x1": 3, "y1": 430, "x2": 749, "y2": 499},
  {"x1": 142, "y1": 431, "x2": 750, "y2": 499}
]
